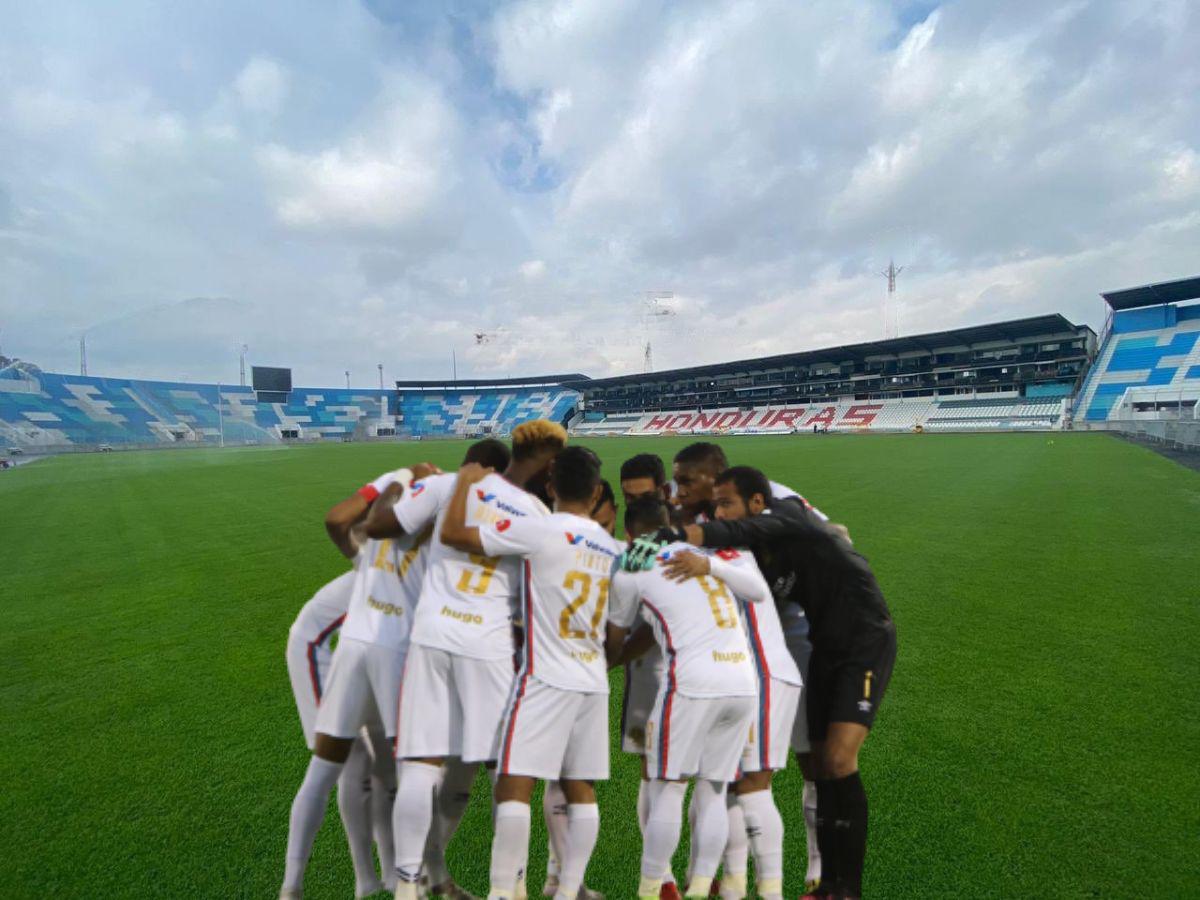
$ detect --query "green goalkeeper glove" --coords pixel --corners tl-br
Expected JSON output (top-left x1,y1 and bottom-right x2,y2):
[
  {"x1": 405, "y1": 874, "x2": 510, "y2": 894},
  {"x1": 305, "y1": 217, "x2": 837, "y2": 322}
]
[{"x1": 619, "y1": 534, "x2": 667, "y2": 572}]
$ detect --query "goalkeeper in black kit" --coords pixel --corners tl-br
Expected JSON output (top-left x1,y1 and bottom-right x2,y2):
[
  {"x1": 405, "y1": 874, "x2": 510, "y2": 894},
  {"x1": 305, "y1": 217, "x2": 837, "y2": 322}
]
[{"x1": 623, "y1": 465, "x2": 896, "y2": 900}]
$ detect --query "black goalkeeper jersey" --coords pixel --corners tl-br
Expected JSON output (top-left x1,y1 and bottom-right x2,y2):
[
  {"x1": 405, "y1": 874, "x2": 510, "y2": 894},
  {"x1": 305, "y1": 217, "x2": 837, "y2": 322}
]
[{"x1": 697, "y1": 498, "x2": 893, "y2": 654}]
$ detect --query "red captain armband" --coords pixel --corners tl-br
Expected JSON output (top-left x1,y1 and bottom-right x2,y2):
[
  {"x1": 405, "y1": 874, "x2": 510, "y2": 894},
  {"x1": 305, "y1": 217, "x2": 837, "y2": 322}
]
[
  {"x1": 716, "y1": 548, "x2": 740, "y2": 561},
  {"x1": 357, "y1": 484, "x2": 381, "y2": 503}
]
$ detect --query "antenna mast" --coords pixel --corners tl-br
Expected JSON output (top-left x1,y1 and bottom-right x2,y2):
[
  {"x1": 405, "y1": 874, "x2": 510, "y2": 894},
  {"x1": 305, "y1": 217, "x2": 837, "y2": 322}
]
[
  {"x1": 880, "y1": 260, "x2": 905, "y2": 339},
  {"x1": 641, "y1": 291, "x2": 675, "y2": 373}
]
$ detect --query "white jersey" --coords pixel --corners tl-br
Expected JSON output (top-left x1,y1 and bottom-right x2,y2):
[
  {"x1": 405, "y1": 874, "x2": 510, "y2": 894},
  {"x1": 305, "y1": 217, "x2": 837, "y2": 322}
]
[
  {"x1": 740, "y1": 593, "x2": 802, "y2": 686},
  {"x1": 290, "y1": 570, "x2": 354, "y2": 640},
  {"x1": 393, "y1": 471, "x2": 549, "y2": 661},
  {"x1": 480, "y1": 511, "x2": 622, "y2": 694},
  {"x1": 339, "y1": 531, "x2": 430, "y2": 649},
  {"x1": 609, "y1": 542, "x2": 770, "y2": 698}
]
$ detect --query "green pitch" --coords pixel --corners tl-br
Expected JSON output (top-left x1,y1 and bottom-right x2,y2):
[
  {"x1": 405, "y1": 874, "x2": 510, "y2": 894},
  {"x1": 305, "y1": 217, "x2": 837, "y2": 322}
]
[{"x1": 2, "y1": 434, "x2": 1198, "y2": 898}]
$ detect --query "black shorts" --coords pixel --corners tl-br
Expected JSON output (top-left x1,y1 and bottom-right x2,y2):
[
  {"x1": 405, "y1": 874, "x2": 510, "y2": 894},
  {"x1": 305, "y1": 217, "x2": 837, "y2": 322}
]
[{"x1": 806, "y1": 621, "x2": 896, "y2": 741}]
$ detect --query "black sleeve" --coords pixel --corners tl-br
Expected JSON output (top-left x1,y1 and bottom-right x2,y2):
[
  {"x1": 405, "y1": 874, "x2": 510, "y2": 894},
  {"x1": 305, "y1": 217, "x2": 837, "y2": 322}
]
[{"x1": 698, "y1": 500, "x2": 826, "y2": 549}]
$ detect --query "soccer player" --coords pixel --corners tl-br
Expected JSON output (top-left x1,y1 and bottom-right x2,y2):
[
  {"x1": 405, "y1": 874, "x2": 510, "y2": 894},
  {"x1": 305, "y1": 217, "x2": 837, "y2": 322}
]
[
  {"x1": 590, "y1": 479, "x2": 617, "y2": 536},
  {"x1": 371, "y1": 421, "x2": 567, "y2": 900},
  {"x1": 286, "y1": 570, "x2": 385, "y2": 896},
  {"x1": 660, "y1": 521, "x2": 802, "y2": 900},
  {"x1": 607, "y1": 498, "x2": 772, "y2": 900},
  {"x1": 281, "y1": 463, "x2": 438, "y2": 900},
  {"x1": 615, "y1": 454, "x2": 682, "y2": 899},
  {"x1": 440, "y1": 447, "x2": 621, "y2": 900},
  {"x1": 662, "y1": 467, "x2": 897, "y2": 900},
  {"x1": 671, "y1": 442, "x2": 827, "y2": 891}
]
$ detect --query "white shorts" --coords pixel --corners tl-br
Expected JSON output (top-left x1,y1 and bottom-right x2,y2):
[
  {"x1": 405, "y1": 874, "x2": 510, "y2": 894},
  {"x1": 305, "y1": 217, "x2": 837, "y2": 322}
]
[
  {"x1": 495, "y1": 676, "x2": 609, "y2": 780},
  {"x1": 787, "y1": 638, "x2": 814, "y2": 754},
  {"x1": 286, "y1": 617, "x2": 345, "y2": 749},
  {"x1": 395, "y1": 643, "x2": 515, "y2": 763},
  {"x1": 620, "y1": 657, "x2": 662, "y2": 754},
  {"x1": 314, "y1": 637, "x2": 405, "y2": 740},
  {"x1": 646, "y1": 693, "x2": 756, "y2": 783},
  {"x1": 740, "y1": 679, "x2": 802, "y2": 773}
]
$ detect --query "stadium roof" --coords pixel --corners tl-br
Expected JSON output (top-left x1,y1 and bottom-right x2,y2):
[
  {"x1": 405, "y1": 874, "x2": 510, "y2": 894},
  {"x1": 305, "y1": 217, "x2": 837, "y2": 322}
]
[
  {"x1": 1101, "y1": 275, "x2": 1200, "y2": 311},
  {"x1": 395, "y1": 373, "x2": 590, "y2": 390},
  {"x1": 571, "y1": 314, "x2": 1090, "y2": 389}
]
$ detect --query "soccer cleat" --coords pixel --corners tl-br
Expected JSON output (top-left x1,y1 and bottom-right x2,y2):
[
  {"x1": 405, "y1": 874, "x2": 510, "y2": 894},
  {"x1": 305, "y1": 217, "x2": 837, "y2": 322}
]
[
  {"x1": 541, "y1": 876, "x2": 559, "y2": 898},
  {"x1": 355, "y1": 880, "x2": 386, "y2": 898},
  {"x1": 577, "y1": 889, "x2": 605, "y2": 900},
  {"x1": 279, "y1": 891, "x2": 303, "y2": 900},
  {"x1": 659, "y1": 883, "x2": 683, "y2": 900}
]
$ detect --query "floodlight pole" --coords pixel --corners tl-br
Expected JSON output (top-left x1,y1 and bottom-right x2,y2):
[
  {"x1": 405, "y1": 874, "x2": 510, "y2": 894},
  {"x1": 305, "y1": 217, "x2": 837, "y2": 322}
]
[
  {"x1": 239, "y1": 344, "x2": 248, "y2": 387},
  {"x1": 80, "y1": 334, "x2": 88, "y2": 376},
  {"x1": 217, "y1": 381, "x2": 225, "y2": 448},
  {"x1": 345, "y1": 370, "x2": 350, "y2": 389},
  {"x1": 378, "y1": 363, "x2": 384, "y2": 390},
  {"x1": 880, "y1": 260, "x2": 904, "y2": 339}
]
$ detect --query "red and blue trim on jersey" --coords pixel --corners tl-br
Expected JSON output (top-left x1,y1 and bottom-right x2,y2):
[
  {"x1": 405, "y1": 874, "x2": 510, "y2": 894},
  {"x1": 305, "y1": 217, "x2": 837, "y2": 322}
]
[
  {"x1": 742, "y1": 599, "x2": 772, "y2": 769},
  {"x1": 307, "y1": 614, "x2": 346, "y2": 702},
  {"x1": 643, "y1": 600, "x2": 677, "y2": 780},
  {"x1": 499, "y1": 559, "x2": 535, "y2": 774}
]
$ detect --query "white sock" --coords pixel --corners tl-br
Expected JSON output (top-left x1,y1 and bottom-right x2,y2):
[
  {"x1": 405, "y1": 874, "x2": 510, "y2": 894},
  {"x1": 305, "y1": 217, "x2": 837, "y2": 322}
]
[
  {"x1": 367, "y1": 735, "x2": 397, "y2": 888},
  {"x1": 688, "y1": 780, "x2": 730, "y2": 891},
  {"x1": 282, "y1": 756, "x2": 343, "y2": 891},
  {"x1": 723, "y1": 791, "x2": 748, "y2": 876},
  {"x1": 337, "y1": 739, "x2": 379, "y2": 893},
  {"x1": 392, "y1": 761, "x2": 441, "y2": 886},
  {"x1": 739, "y1": 789, "x2": 784, "y2": 899},
  {"x1": 642, "y1": 780, "x2": 687, "y2": 882},
  {"x1": 426, "y1": 759, "x2": 477, "y2": 888},
  {"x1": 803, "y1": 779, "x2": 821, "y2": 885},
  {"x1": 489, "y1": 800, "x2": 531, "y2": 899},
  {"x1": 636, "y1": 779, "x2": 674, "y2": 884},
  {"x1": 686, "y1": 788, "x2": 699, "y2": 884},
  {"x1": 554, "y1": 802, "x2": 599, "y2": 899},
  {"x1": 543, "y1": 782, "x2": 568, "y2": 882}
]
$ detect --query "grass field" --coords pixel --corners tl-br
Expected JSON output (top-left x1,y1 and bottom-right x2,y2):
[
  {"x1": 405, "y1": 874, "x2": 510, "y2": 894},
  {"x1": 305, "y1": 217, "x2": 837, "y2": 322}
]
[{"x1": 2, "y1": 433, "x2": 1199, "y2": 899}]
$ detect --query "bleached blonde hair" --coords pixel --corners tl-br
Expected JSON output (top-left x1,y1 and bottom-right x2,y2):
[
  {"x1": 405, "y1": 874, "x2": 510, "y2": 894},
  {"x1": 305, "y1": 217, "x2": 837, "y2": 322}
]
[{"x1": 511, "y1": 419, "x2": 568, "y2": 460}]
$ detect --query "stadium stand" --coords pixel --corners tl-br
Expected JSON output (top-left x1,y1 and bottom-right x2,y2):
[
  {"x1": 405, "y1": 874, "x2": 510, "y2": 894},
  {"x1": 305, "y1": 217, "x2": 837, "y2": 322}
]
[
  {"x1": 1074, "y1": 276, "x2": 1200, "y2": 423},
  {"x1": 569, "y1": 315, "x2": 1091, "y2": 435},
  {"x1": 0, "y1": 366, "x2": 396, "y2": 449},
  {"x1": 11, "y1": 307, "x2": 1154, "y2": 450}
]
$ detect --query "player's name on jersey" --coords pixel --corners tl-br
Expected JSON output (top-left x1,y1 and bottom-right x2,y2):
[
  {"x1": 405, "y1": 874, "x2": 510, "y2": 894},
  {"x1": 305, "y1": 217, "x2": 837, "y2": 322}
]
[
  {"x1": 366, "y1": 595, "x2": 407, "y2": 617},
  {"x1": 440, "y1": 605, "x2": 484, "y2": 625},
  {"x1": 712, "y1": 650, "x2": 748, "y2": 664}
]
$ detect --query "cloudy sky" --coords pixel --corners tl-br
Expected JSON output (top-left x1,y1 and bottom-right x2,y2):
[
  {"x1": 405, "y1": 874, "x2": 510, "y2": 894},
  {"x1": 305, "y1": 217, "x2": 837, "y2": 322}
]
[{"x1": 1, "y1": 0, "x2": 1197, "y2": 385}]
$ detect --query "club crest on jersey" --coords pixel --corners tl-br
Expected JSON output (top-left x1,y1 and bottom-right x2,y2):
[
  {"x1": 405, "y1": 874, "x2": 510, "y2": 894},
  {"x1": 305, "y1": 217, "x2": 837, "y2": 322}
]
[
  {"x1": 716, "y1": 548, "x2": 740, "y2": 560},
  {"x1": 476, "y1": 489, "x2": 496, "y2": 502},
  {"x1": 565, "y1": 533, "x2": 585, "y2": 545},
  {"x1": 496, "y1": 519, "x2": 512, "y2": 532},
  {"x1": 410, "y1": 481, "x2": 426, "y2": 496},
  {"x1": 656, "y1": 550, "x2": 673, "y2": 563}
]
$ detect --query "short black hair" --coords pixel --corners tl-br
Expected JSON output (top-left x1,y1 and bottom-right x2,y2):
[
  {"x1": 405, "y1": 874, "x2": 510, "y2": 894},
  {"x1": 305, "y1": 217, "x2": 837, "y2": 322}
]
[
  {"x1": 464, "y1": 438, "x2": 511, "y2": 471},
  {"x1": 593, "y1": 479, "x2": 616, "y2": 514},
  {"x1": 715, "y1": 465, "x2": 772, "y2": 506},
  {"x1": 620, "y1": 453, "x2": 666, "y2": 486},
  {"x1": 624, "y1": 497, "x2": 670, "y2": 535},
  {"x1": 673, "y1": 441, "x2": 728, "y2": 472},
  {"x1": 551, "y1": 446, "x2": 601, "y2": 504}
]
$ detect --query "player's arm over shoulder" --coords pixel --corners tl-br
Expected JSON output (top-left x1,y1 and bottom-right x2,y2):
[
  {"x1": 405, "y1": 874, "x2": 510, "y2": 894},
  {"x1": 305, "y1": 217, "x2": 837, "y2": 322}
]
[
  {"x1": 707, "y1": 549, "x2": 772, "y2": 604},
  {"x1": 698, "y1": 497, "x2": 826, "y2": 548},
  {"x1": 604, "y1": 570, "x2": 641, "y2": 667}
]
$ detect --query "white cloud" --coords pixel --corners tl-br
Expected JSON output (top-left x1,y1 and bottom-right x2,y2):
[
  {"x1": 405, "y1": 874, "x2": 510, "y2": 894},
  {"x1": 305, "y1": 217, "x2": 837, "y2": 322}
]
[
  {"x1": 258, "y1": 84, "x2": 454, "y2": 231},
  {"x1": 1, "y1": 1, "x2": 1199, "y2": 385},
  {"x1": 233, "y1": 57, "x2": 289, "y2": 115}
]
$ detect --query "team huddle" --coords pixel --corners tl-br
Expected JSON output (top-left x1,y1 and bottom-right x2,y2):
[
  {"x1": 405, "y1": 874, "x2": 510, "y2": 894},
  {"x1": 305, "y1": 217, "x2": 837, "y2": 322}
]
[{"x1": 281, "y1": 421, "x2": 898, "y2": 900}]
